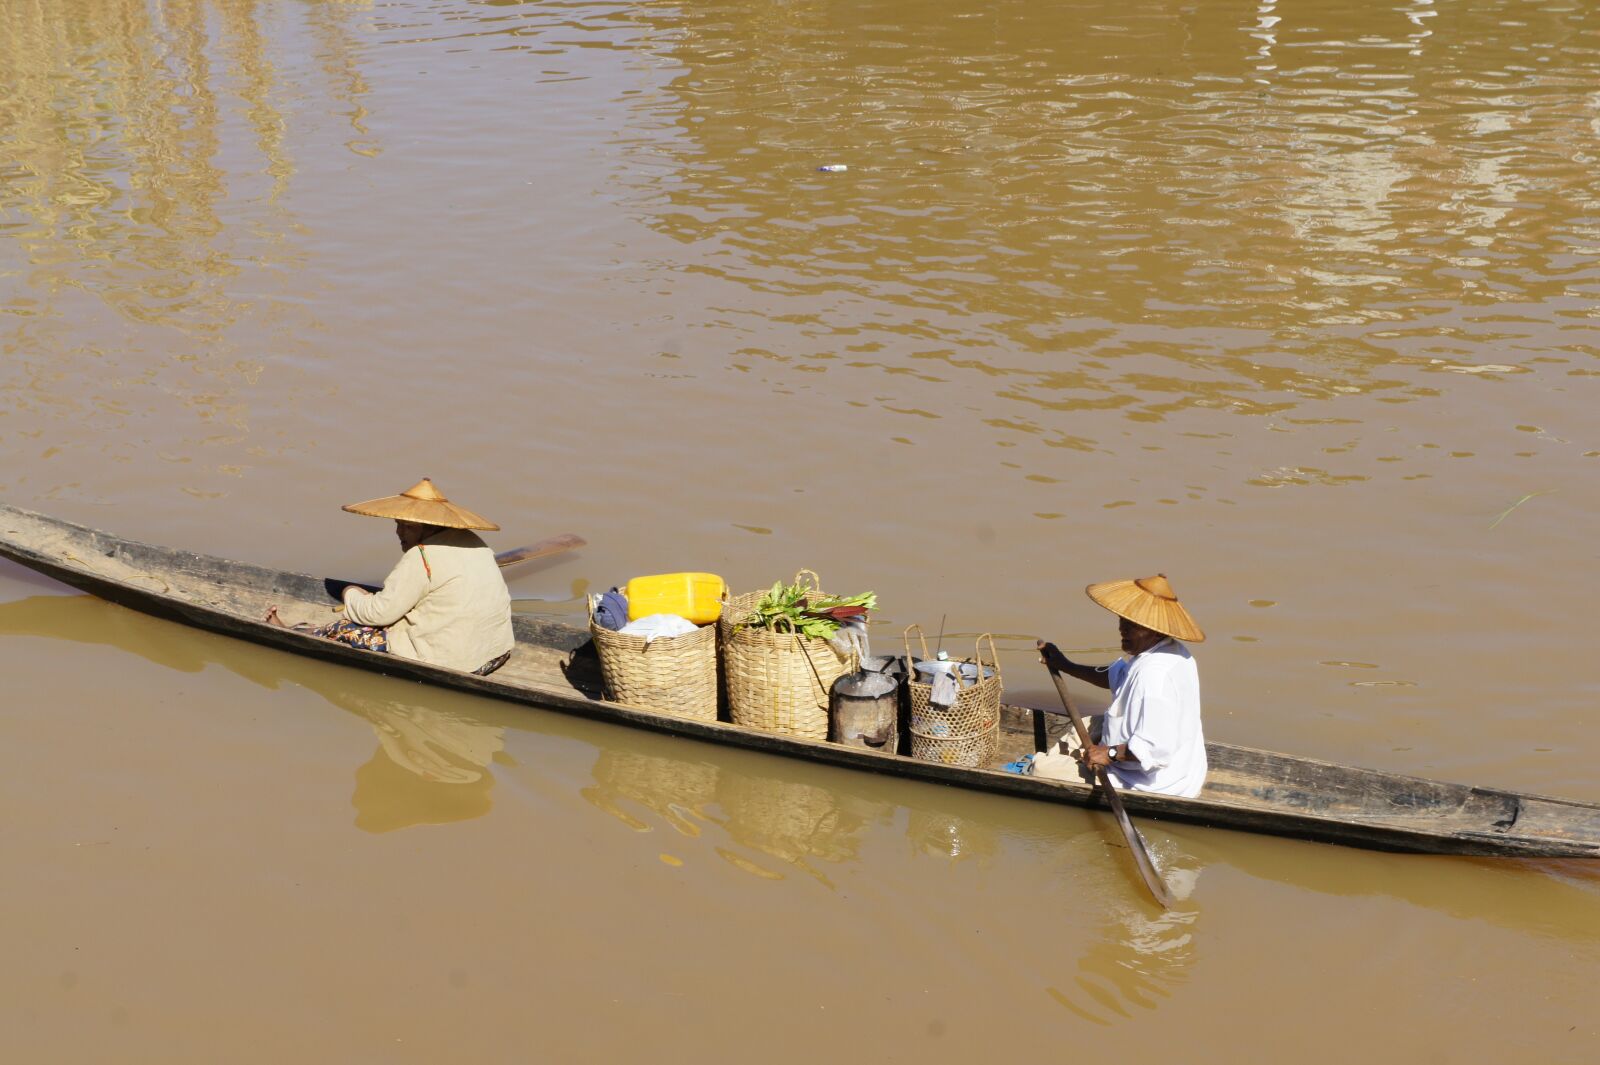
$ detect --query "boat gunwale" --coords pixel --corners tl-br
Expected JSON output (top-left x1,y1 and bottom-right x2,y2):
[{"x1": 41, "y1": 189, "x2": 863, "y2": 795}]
[{"x1": 1, "y1": 503, "x2": 1595, "y2": 859}]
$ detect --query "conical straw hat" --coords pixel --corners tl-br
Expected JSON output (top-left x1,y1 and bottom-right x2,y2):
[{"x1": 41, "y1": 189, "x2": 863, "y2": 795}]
[
  {"x1": 1085, "y1": 573, "x2": 1205, "y2": 643},
  {"x1": 341, "y1": 478, "x2": 499, "y2": 531}
]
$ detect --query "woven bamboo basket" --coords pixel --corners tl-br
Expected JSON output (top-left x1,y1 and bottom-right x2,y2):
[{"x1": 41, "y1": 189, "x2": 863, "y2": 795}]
[
  {"x1": 904, "y1": 626, "x2": 1002, "y2": 768},
  {"x1": 589, "y1": 598, "x2": 719, "y2": 722},
  {"x1": 718, "y1": 570, "x2": 856, "y2": 741}
]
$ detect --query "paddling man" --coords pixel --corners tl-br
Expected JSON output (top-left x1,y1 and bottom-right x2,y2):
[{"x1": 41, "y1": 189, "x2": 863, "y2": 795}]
[
  {"x1": 1033, "y1": 574, "x2": 1207, "y2": 798},
  {"x1": 266, "y1": 478, "x2": 515, "y2": 677}
]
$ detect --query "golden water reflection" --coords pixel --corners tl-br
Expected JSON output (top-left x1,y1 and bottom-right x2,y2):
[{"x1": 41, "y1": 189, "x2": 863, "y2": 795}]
[
  {"x1": 1, "y1": 586, "x2": 1593, "y2": 1006},
  {"x1": 0, "y1": 0, "x2": 380, "y2": 502},
  {"x1": 1044, "y1": 835, "x2": 1204, "y2": 1021},
  {"x1": 612, "y1": 0, "x2": 1600, "y2": 421},
  {"x1": 581, "y1": 741, "x2": 1205, "y2": 1014},
  {"x1": 0, "y1": 589, "x2": 501, "y2": 832},
  {"x1": 339, "y1": 692, "x2": 504, "y2": 834},
  {"x1": 584, "y1": 748, "x2": 889, "y2": 887},
  {"x1": 0, "y1": 0, "x2": 318, "y2": 330}
]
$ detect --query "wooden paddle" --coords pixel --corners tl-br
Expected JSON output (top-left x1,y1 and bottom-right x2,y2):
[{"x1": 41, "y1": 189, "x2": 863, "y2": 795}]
[
  {"x1": 1044, "y1": 662, "x2": 1174, "y2": 909},
  {"x1": 495, "y1": 533, "x2": 585, "y2": 569}
]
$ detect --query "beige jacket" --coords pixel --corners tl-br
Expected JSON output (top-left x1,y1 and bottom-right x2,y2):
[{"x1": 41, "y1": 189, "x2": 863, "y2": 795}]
[{"x1": 342, "y1": 528, "x2": 514, "y2": 672}]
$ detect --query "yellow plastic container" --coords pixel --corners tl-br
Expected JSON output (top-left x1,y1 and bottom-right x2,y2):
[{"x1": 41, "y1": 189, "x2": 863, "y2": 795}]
[{"x1": 625, "y1": 572, "x2": 726, "y2": 625}]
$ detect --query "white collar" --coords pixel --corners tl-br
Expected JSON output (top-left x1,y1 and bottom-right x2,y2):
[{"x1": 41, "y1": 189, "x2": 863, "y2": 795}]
[{"x1": 1134, "y1": 636, "x2": 1175, "y2": 660}]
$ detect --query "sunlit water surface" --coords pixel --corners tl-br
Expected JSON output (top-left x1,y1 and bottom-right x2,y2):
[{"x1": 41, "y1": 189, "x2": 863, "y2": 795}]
[{"x1": 2, "y1": 1, "x2": 1597, "y2": 1060}]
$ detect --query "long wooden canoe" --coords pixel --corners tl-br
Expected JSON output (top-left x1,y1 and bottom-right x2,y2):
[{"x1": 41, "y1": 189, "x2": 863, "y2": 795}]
[{"x1": 1, "y1": 502, "x2": 1596, "y2": 859}]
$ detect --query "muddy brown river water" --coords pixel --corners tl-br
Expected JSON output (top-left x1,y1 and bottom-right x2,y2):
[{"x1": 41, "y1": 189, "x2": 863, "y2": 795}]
[{"x1": 2, "y1": 0, "x2": 1598, "y2": 1060}]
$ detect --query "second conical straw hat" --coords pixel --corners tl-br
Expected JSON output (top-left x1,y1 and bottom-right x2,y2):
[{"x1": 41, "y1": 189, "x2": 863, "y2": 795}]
[
  {"x1": 1084, "y1": 573, "x2": 1205, "y2": 643},
  {"x1": 341, "y1": 478, "x2": 499, "y2": 531}
]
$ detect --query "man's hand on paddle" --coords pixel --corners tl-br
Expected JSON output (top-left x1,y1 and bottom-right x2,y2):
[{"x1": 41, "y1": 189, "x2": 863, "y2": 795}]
[
  {"x1": 1076, "y1": 743, "x2": 1114, "y2": 770},
  {"x1": 1036, "y1": 639, "x2": 1113, "y2": 691},
  {"x1": 1036, "y1": 639, "x2": 1071, "y2": 672}
]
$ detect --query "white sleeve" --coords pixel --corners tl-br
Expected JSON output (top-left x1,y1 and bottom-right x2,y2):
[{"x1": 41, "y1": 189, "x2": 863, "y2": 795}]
[{"x1": 342, "y1": 549, "x2": 429, "y2": 628}]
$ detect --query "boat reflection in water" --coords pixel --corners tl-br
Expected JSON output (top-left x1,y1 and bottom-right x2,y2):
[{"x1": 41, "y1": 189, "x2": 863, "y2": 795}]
[
  {"x1": 1040, "y1": 833, "x2": 1204, "y2": 1022},
  {"x1": 340, "y1": 693, "x2": 505, "y2": 834},
  {"x1": 0, "y1": 587, "x2": 506, "y2": 833},
  {"x1": 584, "y1": 748, "x2": 891, "y2": 887},
  {"x1": 580, "y1": 735, "x2": 1203, "y2": 1017},
  {"x1": 3, "y1": 584, "x2": 1592, "y2": 1017},
  {"x1": 0, "y1": 584, "x2": 1202, "y2": 1015}
]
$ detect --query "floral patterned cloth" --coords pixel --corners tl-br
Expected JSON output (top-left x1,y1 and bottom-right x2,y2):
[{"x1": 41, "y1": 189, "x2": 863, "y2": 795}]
[
  {"x1": 316, "y1": 618, "x2": 389, "y2": 653},
  {"x1": 311, "y1": 618, "x2": 509, "y2": 675}
]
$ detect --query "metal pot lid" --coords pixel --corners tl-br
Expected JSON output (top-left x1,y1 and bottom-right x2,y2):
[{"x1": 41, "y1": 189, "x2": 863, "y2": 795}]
[{"x1": 833, "y1": 671, "x2": 899, "y2": 698}]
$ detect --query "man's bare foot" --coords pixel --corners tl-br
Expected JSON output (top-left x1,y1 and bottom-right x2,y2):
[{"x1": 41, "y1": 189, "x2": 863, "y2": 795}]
[{"x1": 264, "y1": 605, "x2": 287, "y2": 627}]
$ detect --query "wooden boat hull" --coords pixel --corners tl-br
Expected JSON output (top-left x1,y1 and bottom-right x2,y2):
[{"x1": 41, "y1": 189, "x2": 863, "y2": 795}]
[{"x1": 1, "y1": 502, "x2": 1596, "y2": 859}]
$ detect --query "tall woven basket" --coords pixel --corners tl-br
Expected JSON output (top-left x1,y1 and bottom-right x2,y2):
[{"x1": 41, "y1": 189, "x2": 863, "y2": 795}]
[
  {"x1": 904, "y1": 627, "x2": 1003, "y2": 768},
  {"x1": 719, "y1": 570, "x2": 856, "y2": 741},
  {"x1": 589, "y1": 598, "x2": 719, "y2": 722}
]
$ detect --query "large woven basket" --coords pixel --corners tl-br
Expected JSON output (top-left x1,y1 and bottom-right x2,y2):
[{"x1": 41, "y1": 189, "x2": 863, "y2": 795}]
[
  {"x1": 589, "y1": 598, "x2": 719, "y2": 722},
  {"x1": 904, "y1": 627, "x2": 1002, "y2": 768},
  {"x1": 719, "y1": 570, "x2": 856, "y2": 741}
]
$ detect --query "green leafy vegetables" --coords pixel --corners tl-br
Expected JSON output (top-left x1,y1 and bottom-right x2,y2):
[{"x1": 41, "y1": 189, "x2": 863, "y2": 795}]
[{"x1": 745, "y1": 580, "x2": 877, "y2": 640}]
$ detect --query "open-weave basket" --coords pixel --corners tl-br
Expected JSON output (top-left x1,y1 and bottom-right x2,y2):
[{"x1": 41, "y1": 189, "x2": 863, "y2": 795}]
[
  {"x1": 719, "y1": 570, "x2": 856, "y2": 740},
  {"x1": 904, "y1": 627, "x2": 1003, "y2": 768},
  {"x1": 590, "y1": 598, "x2": 719, "y2": 722}
]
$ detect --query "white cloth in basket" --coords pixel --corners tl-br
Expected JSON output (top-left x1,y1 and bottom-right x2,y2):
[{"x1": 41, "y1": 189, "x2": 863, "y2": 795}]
[{"x1": 619, "y1": 613, "x2": 699, "y2": 644}]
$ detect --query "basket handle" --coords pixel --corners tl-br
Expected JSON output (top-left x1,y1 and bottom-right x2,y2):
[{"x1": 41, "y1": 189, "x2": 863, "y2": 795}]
[
  {"x1": 903, "y1": 623, "x2": 930, "y2": 667},
  {"x1": 718, "y1": 585, "x2": 747, "y2": 629},
  {"x1": 796, "y1": 632, "x2": 853, "y2": 701},
  {"x1": 976, "y1": 633, "x2": 1001, "y2": 684},
  {"x1": 586, "y1": 594, "x2": 597, "y2": 625},
  {"x1": 794, "y1": 569, "x2": 823, "y2": 595}
]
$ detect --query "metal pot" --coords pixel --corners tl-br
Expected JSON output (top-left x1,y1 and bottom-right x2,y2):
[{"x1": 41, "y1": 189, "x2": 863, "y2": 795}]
[{"x1": 830, "y1": 669, "x2": 900, "y2": 752}]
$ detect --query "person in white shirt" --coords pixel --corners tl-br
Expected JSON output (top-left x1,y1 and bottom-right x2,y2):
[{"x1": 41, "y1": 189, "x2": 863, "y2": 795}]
[
  {"x1": 1033, "y1": 574, "x2": 1207, "y2": 798},
  {"x1": 266, "y1": 478, "x2": 515, "y2": 676}
]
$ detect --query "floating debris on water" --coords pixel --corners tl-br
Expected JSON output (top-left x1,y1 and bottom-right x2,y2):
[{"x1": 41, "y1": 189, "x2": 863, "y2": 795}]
[{"x1": 1488, "y1": 489, "x2": 1556, "y2": 530}]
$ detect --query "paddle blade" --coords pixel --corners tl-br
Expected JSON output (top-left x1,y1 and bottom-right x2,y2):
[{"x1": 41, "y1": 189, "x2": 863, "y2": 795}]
[
  {"x1": 1046, "y1": 663, "x2": 1173, "y2": 910},
  {"x1": 495, "y1": 534, "x2": 586, "y2": 568},
  {"x1": 1100, "y1": 769, "x2": 1175, "y2": 909}
]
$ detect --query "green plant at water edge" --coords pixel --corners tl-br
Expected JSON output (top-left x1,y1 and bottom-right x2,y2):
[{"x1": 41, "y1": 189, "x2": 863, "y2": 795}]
[{"x1": 746, "y1": 580, "x2": 876, "y2": 640}]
